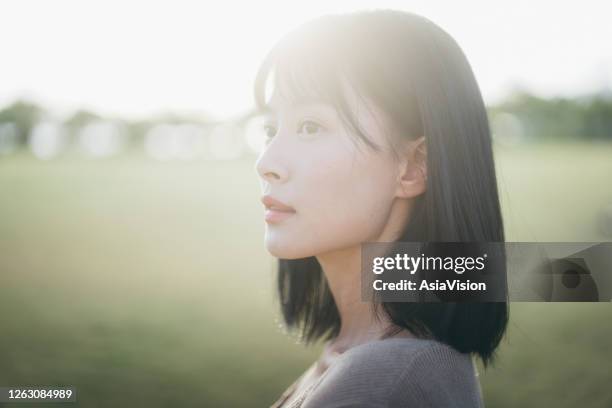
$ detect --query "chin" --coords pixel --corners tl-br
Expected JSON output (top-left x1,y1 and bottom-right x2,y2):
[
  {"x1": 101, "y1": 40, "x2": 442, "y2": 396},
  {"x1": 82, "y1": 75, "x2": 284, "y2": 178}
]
[{"x1": 264, "y1": 237, "x2": 311, "y2": 260}]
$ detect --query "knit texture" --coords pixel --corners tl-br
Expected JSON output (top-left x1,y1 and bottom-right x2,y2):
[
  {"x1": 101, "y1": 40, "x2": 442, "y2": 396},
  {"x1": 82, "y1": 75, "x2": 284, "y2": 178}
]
[{"x1": 294, "y1": 337, "x2": 484, "y2": 408}]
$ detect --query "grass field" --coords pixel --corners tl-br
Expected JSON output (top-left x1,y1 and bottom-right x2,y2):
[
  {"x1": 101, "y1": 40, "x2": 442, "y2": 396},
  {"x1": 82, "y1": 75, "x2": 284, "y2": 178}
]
[{"x1": 1, "y1": 142, "x2": 611, "y2": 407}]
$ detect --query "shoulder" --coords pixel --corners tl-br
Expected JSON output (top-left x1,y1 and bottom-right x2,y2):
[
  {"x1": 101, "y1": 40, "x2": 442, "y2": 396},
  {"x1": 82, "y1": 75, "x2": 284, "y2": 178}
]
[{"x1": 302, "y1": 338, "x2": 483, "y2": 408}]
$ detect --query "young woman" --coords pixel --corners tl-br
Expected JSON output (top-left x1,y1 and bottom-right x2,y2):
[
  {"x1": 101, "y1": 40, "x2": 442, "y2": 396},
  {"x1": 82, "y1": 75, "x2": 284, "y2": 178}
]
[{"x1": 254, "y1": 9, "x2": 508, "y2": 408}]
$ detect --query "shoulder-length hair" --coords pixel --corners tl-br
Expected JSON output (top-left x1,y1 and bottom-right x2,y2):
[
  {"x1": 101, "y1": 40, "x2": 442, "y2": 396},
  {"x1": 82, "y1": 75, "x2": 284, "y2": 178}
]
[{"x1": 253, "y1": 9, "x2": 508, "y2": 367}]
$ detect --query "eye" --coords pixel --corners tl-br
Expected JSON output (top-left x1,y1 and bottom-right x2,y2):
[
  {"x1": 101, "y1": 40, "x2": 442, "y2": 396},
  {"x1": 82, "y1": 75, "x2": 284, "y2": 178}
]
[
  {"x1": 298, "y1": 120, "x2": 324, "y2": 136},
  {"x1": 262, "y1": 120, "x2": 324, "y2": 143},
  {"x1": 262, "y1": 124, "x2": 277, "y2": 140}
]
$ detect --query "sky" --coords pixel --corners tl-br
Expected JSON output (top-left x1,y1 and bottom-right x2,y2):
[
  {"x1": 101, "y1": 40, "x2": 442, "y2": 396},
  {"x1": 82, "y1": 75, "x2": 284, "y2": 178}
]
[{"x1": 1, "y1": 0, "x2": 611, "y2": 121}]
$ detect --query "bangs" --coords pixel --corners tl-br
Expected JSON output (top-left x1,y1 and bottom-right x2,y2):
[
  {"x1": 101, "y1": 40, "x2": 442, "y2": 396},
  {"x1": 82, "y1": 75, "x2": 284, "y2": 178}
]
[
  {"x1": 253, "y1": 16, "x2": 382, "y2": 151},
  {"x1": 254, "y1": 15, "x2": 347, "y2": 112}
]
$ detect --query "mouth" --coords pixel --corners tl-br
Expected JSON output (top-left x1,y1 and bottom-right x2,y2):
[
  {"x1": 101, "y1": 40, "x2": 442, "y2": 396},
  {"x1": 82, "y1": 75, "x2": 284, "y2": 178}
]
[
  {"x1": 264, "y1": 208, "x2": 296, "y2": 223},
  {"x1": 261, "y1": 195, "x2": 296, "y2": 224}
]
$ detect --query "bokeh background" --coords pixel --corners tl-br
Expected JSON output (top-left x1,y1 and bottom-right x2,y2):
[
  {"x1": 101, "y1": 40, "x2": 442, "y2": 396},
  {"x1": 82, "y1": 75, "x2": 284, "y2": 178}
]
[{"x1": 1, "y1": 1, "x2": 611, "y2": 407}]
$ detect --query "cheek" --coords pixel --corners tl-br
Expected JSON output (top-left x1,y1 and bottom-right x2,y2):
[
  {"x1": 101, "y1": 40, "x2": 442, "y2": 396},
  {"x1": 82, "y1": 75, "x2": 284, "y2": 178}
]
[
  {"x1": 264, "y1": 141, "x2": 396, "y2": 259},
  {"x1": 311, "y1": 156, "x2": 395, "y2": 243}
]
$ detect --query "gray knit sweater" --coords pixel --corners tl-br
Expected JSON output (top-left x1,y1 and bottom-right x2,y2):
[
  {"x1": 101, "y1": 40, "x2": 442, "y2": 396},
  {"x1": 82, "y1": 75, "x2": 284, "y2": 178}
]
[{"x1": 274, "y1": 337, "x2": 484, "y2": 408}]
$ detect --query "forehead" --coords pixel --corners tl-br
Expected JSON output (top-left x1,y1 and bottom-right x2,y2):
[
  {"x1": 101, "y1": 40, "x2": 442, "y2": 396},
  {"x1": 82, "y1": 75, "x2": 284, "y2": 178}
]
[
  {"x1": 262, "y1": 95, "x2": 334, "y2": 117},
  {"x1": 261, "y1": 76, "x2": 367, "y2": 116}
]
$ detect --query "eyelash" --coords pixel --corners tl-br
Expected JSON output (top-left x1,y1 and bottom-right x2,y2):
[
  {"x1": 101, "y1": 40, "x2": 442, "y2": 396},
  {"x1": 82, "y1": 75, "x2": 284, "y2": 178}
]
[{"x1": 263, "y1": 120, "x2": 324, "y2": 141}]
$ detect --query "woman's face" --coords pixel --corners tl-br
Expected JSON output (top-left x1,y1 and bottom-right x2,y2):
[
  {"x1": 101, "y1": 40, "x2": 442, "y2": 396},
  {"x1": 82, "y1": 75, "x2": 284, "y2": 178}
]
[{"x1": 255, "y1": 83, "x2": 409, "y2": 259}]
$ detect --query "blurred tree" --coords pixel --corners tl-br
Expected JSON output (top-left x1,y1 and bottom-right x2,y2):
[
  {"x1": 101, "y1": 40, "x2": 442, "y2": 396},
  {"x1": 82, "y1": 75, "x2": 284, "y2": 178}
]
[
  {"x1": 124, "y1": 119, "x2": 155, "y2": 152},
  {"x1": 583, "y1": 96, "x2": 612, "y2": 139},
  {"x1": 0, "y1": 100, "x2": 43, "y2": 146},
  {"x1": 64, "y1": 110, "x2": 102, "y2": 146},
  {"x1": 490, "y1": 91, "x2": 612, "y2": 141},
  {"x1": 64, "y1": 110, "x2": 101, "y2": 129}
]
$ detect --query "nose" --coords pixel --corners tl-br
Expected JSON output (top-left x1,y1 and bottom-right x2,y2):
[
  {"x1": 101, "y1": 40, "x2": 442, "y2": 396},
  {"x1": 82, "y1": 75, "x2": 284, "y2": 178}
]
[{"x1": 255, "y1": 144, "x2": 289, "y2": 185}]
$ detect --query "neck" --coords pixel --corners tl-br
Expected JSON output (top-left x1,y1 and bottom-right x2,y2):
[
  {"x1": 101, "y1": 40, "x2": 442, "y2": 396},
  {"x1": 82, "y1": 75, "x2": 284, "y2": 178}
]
[
  {"x1": 316, "y1": 244, "x2": 393, "y2": 353},
  {"x1": 315, "y1": 198, "x2": 414, "y2": 353}
]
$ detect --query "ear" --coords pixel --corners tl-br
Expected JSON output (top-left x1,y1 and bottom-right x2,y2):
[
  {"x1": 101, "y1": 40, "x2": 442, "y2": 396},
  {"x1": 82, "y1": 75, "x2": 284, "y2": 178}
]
[{"x1": 395, "y1": 136, "x2": 427, "y2": 199}]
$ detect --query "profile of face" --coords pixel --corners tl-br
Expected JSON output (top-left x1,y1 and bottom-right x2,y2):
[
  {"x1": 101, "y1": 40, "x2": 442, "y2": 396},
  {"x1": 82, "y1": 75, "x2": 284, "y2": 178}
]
[{"x1": 255, "y1": 80, "x2": 426, "y2": 260}]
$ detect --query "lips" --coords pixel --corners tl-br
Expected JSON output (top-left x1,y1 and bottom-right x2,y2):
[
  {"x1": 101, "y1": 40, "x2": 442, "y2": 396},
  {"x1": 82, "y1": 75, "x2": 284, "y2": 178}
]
[
  {"x1": 261, "y1": 195, "x2": 296, "y2": 223},
  {"x1": 261, "y1": 195, "x2": 296, "y2": 212}
]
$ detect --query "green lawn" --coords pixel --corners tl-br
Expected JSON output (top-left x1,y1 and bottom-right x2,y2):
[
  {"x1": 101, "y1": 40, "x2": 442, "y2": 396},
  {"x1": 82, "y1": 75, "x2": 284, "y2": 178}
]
[{"x1": 0, "y1": 142, "x2": 611, "y2": 407}]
